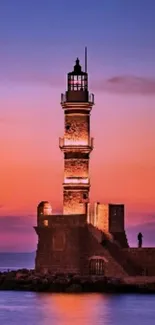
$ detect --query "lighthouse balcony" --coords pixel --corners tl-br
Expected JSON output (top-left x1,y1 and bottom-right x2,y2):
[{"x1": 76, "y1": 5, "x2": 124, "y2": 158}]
[
  {"x1": 59, "y1": 137, "x2": 94, "y2": 152},
  {"x1": 61, "y1": 92, "x2": 94, "y2": 105},
  {"x1": 64, "y1": 177, "x2": 89, "y2": 184},
  {"x1": 63, "y1": 177, "x2": 90, "y2": 187}
]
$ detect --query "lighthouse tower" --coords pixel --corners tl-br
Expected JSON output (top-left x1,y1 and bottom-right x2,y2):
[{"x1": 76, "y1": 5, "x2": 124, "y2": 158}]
[
  {"x1": 59, "y1": 51, "x2": 94, "y2": 215},
  {"x1": 34, "y1": 52, "x2": 131, "y2": 275}
]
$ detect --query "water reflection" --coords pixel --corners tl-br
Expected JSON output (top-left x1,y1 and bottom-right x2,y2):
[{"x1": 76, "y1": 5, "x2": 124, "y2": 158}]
[
  {"x1": 0, "y1": 292, "x2": 155, "y2": 325},
  {"x1": 37, "y1": 293, "x2": 111, "y2": 325}
]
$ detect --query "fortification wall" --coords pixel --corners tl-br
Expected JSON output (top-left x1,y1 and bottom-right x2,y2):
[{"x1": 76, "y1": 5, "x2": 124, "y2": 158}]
[
  {"x1": 35, "y1": 226, "x2": 84, "y2": 274},
  {"x1": 35, "y1": 221, "x2": 128, "y2": 277},
  {"x1": 124, "y1": 248, "x2": 155, "y2": 276}
]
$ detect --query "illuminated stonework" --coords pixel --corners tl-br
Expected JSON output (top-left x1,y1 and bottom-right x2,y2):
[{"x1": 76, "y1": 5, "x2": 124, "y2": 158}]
[
  {"x1": 60, "y1": 58, "x2": 94, "y2": 215},
  {"x1": 37, "y1": 201, "x2": 52, "y2": 216},
  {"x1": 43, "y1": 203, "x2": 52, "y2": 216},
  {"x1": 44, "y1": 219, "x2": 48, "y2": 227},
  {"x1": 63, "y1": 190, "x2": 87, "y2": 215},
  {"x1": 64, "y1": 159, "x2": 88, "y2": 178},
  {"x1": 35, "y1": 56, "x2": 131, "y2": 276},
  {"x1": 65, "y1": 115, "x2": 89, "y2": 142},
  {"x1": 59, "y1": 137, "x2": 93, "y2": 149},
  {"x1": 94, "y1": 203, "x2": 125, "y2": 233},
  {"x1": 94, "y1": 203, "x2": 109, "y2": 232},
  {"x1": 64, "y1": 177, "x2": 89, "y2": 184},
  {"x1": 62, "y1": 139, "x2": 88, "y2": 146}
]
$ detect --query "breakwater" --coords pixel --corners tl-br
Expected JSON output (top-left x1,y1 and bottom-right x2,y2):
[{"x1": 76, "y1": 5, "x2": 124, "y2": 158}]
[{"x1": 1, "y1": 269, "x2": 155, "y2": 293}]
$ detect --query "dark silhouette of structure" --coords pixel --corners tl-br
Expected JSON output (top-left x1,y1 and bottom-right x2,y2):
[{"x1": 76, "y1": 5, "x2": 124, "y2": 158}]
[
  {"x1": 34, "y1": 51, "x2": 155, "y2": 277},
  {"x1": 138, "y1": 232, "x2": 143, "y2": 248}
]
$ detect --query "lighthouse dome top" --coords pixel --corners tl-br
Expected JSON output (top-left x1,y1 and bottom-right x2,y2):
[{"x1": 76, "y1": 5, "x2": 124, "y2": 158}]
[{"x1": 68, "y1": 58, "x2": 87, "y2": 76}]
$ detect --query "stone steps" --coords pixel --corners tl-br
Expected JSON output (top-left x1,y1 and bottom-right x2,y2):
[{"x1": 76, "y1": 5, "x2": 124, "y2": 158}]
[
  {"x1": 104, "y1": 237, "x2": 143, "y2": 276},
  {"x1": 86, "y1": 226, "x2": 128, "y2": 277},
  {"x1": 88, "y1": 224, "x2": 143, "y2": 276}
]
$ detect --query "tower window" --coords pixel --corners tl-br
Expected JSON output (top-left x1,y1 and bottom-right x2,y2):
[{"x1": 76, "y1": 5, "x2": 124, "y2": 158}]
[
  {"x1": 89, "y1": 259, "x2": 104, "y2": 275},
  {"x1": 83, "y1": 193, "x2": 88, "y2": 200},
  {"x1": 66, "y1": 124, "x2": 70, "y2": 130},
  {"x1": 44, "y1": 220, "x2": 48, "y2": 227}
]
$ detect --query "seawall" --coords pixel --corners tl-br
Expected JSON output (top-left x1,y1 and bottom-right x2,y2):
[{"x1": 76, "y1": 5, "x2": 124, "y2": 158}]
[{"x1": 1, "y1": 269, "x2": 155, "y2": 293}]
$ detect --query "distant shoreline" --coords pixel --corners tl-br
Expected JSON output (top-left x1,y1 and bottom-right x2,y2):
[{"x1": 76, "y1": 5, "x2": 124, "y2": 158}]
[
  {"x1": 0, "y1": 252, "x2": 35, "y2": 272},
  {"x1": 1, "y1": 269, "x2": 155, "y2": 293}
]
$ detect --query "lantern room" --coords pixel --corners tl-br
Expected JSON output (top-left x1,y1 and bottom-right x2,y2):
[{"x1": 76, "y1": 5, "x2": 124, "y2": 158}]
[
  {"x1": 67, "y1": 58, "x2": 88, "y2": 92},
  {"x1": 62, "y1": 57, "x2": 91, "y2": 103}
]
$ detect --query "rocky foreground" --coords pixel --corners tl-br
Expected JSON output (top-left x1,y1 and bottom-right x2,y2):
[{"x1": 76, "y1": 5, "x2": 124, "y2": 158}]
[{"x1": 0, "y1": 269, "x2": 155, "y2": 293}]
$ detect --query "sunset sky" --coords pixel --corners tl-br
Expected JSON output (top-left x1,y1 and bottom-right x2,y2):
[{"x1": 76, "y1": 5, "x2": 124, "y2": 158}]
[{"x1": 0, "y1": 0, "x2": 155, "y2": 251}]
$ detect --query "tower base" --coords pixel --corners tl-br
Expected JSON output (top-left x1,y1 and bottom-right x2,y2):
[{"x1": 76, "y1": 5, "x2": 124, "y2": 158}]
[
  {"x1": 34, "y1": 214, "x2": 87, "y2": 274},
  {"x1": 34, "y1": 213, "x2": 149, "y2": 278}
]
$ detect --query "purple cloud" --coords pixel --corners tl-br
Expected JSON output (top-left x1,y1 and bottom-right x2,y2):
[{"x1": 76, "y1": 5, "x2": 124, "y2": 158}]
[
  {"x1": 0, "y1": 70, "x2": 62, "y2": 87},
  {"x1": 0, "y1": 216, "x2": 36, "y2": 232},
  {"x1": 1, "y1": 67, "x2": 155, "y2": 95},
  {"x1": 0, "y1": 216, "x2": 37, "y2": 252},
  {"x1": 92, "y1": 75, "x2": 155, "y2": 95}
]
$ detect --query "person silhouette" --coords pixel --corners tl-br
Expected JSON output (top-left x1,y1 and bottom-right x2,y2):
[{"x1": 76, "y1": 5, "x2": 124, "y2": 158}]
[{"x1": 137, "y1": 232, "x2": 143, "y2": 248}]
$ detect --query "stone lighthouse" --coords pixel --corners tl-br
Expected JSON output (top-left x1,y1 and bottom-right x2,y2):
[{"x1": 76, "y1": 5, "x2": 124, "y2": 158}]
[
  {"x1": 35, "y1": 52, "x2": 131, "y2": 276},
  {"x1": 59, "y1": 54, "x2": 94, "y2": 215}
]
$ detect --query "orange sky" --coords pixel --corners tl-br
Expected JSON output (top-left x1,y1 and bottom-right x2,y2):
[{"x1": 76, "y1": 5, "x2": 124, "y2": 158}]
[
  {"x1": 1, "y1": 0, "x2": 155, "y2": 250},
  {"x1": 1, "y1": 88, "x2": 155, "y2": 213},
  {"x1": 0, "y1": 82, "x2": 155, "y2": 250}
]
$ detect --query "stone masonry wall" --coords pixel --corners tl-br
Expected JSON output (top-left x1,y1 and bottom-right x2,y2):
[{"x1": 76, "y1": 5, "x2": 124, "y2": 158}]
[
  {"x1": 35, "y1": 227, "x2": 81, "y2": 274},
  {"x1": 124, "y1": 248, "x2": 155, "y2": 275},
  {"x1": 109, "y1": 205, "x2": 125, "y2": 233},
  {"x1": 64, "y1": 159, "x2": 89, "y2": 178},
  {"x1": 95, "y1": 204, "x2": 125, "y2": 234},
  {"x1": 35, "y1": 223, "x2": 127, "y2": 277},
  {"x1": 65, "y1": 115, "x2": 89, "y2": 143},
  {"x1": 79, "y1": 226, "x2": 127, "y2": 277},
  {"x1": 63, "y1": 190, "x2": 88, "y2": 215},
  {"x1": 96, "y1": 204, "x2": 109, "y2": 233}
]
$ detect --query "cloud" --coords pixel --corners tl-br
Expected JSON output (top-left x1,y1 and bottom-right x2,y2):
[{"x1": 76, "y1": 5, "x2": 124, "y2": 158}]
[
  {"x1": 1, "y1": 68, "x2": 155, "y2": 96},
  {"x1": 0, "y1": 216, "x2": 37, "y2": 252},
  {"x1": 92, "y1": 75, "x2": 155, "y2": 95},
  {"x1": 0, "y1": 216, "x2": 36, "y2": 233},
  {"x1": 15, "y1": 73, "x2": 155, "y2": 95},
  {"x1": 0, "y1": 70, "x2": 62, "y2": 87}
]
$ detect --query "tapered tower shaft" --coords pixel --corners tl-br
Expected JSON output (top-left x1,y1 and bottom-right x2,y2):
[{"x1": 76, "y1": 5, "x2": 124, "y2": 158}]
[{"x1": 60, "y1": 57, "x2": 94, "y2": 215}]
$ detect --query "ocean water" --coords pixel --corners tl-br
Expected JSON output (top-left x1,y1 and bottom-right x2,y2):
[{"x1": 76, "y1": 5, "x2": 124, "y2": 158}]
[
  {"x1": 0, "y1": 253, "x2": 155, "y2": 325},
  {"x1": 0, "y1": 252, "x2": 35, "y2": 271},
  {"x1": 0, "y1": 291, "x2": 155, "y2": 325}
]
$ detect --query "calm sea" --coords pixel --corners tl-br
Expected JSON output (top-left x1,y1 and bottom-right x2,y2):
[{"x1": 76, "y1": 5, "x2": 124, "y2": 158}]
[
  {"x1": 0, "y1": 252, "x2": 35, "y2": 272},
  {"x1": 0, "y1": 253, "x2": 155, "y2": 325}
]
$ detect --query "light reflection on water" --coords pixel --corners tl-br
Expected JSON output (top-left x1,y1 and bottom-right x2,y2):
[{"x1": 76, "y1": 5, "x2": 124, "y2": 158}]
[
  {"x1": 0, "y1": 291, "x2": 155, "y2": 325},
  {"x1": 38, "y1": 293, "x2": 111, "y2": 325}
]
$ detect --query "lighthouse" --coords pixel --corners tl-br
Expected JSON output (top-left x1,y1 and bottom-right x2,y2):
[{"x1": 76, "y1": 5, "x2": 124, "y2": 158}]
[
  {"x1": 35, "y1": 51, "x2": 130, "y2": 276},
  {"x1": 59, "y1": 50, "x2": 94, "y2": 215}
]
